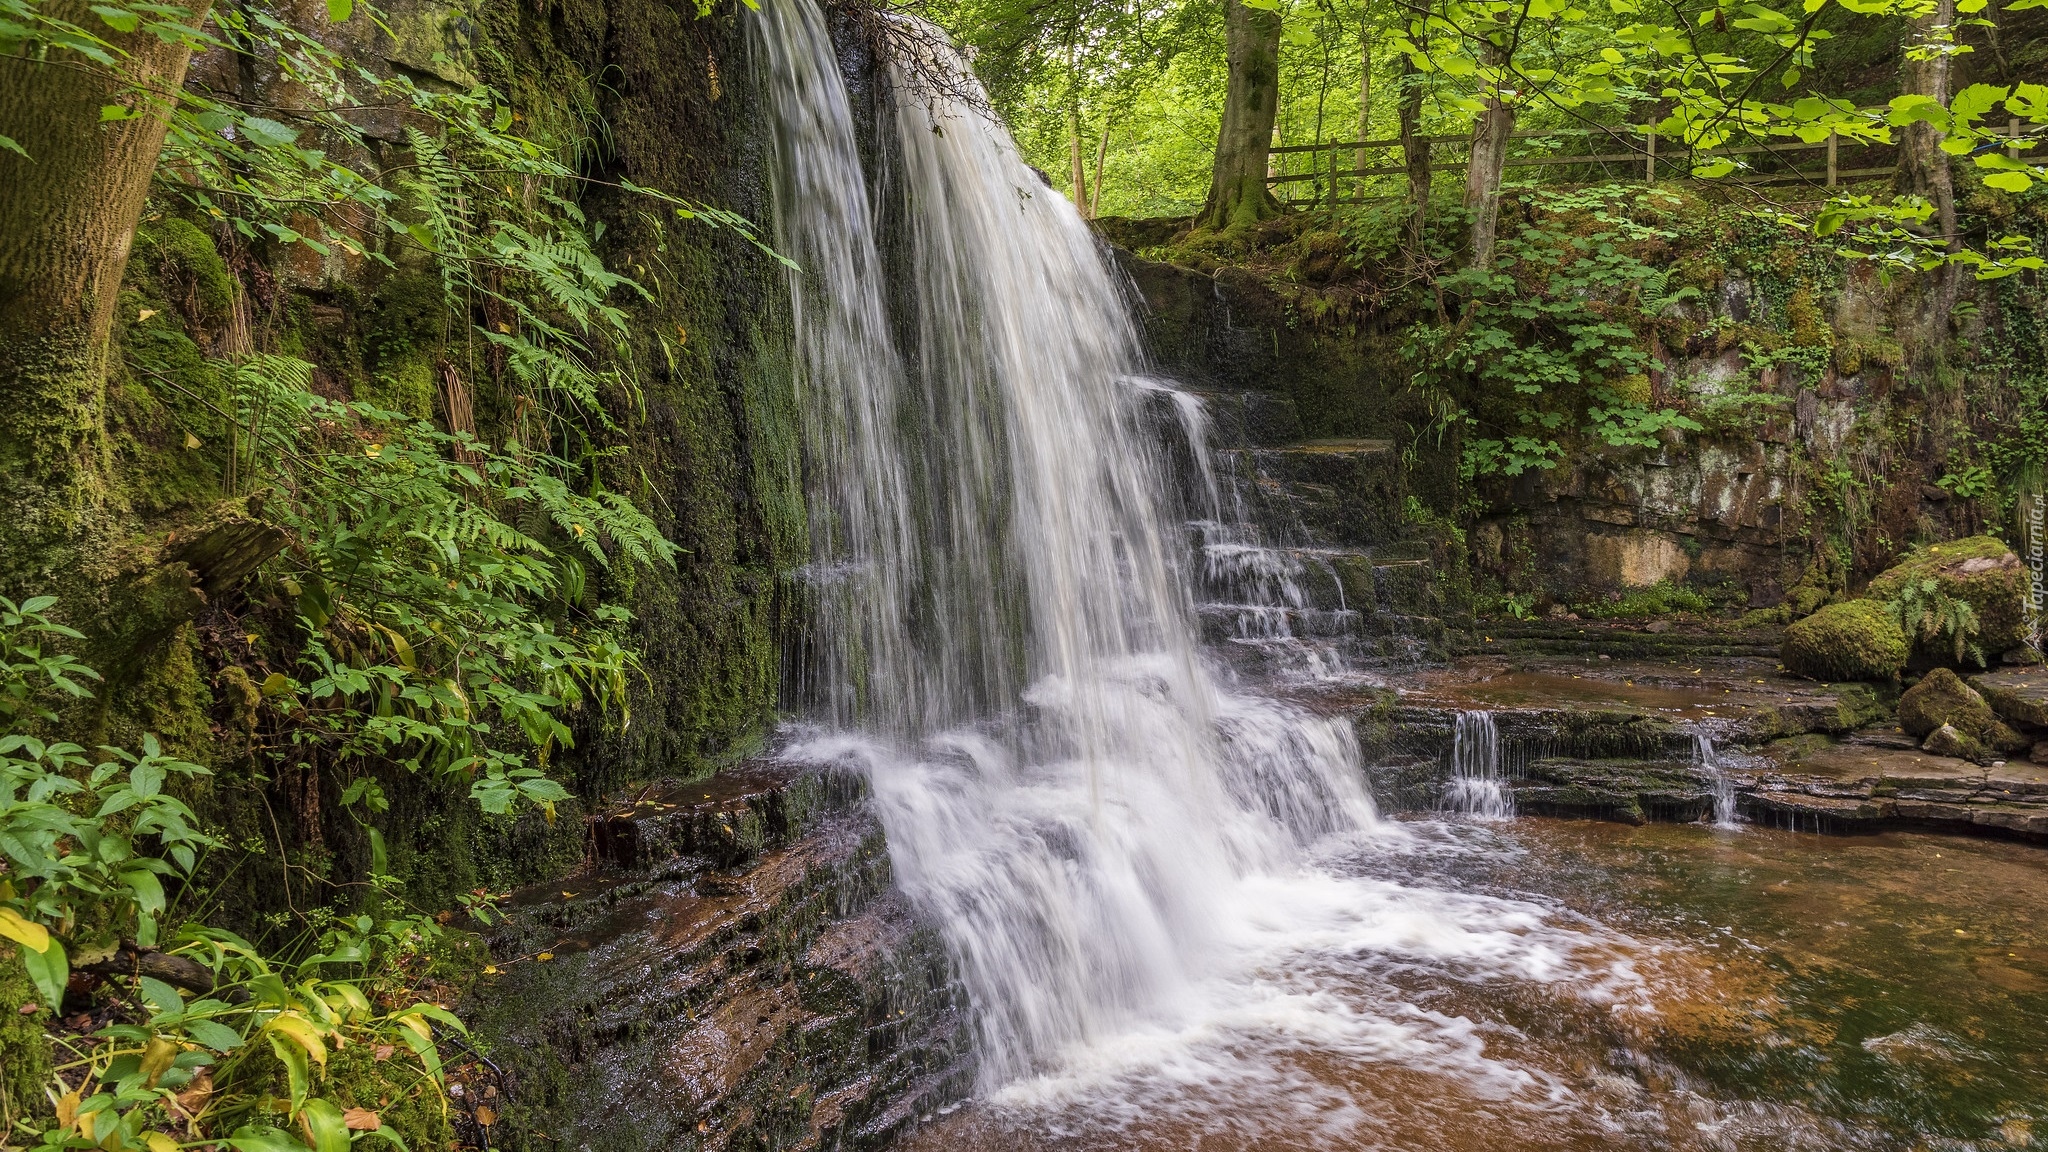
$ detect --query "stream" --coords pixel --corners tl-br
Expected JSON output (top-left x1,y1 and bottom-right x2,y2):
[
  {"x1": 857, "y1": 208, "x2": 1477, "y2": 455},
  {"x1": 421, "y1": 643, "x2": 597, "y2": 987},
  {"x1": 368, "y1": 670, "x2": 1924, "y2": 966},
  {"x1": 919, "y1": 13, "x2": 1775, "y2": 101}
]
[{"x1": 746, "y1": 4, "x2": 2048, "y2": 1150}]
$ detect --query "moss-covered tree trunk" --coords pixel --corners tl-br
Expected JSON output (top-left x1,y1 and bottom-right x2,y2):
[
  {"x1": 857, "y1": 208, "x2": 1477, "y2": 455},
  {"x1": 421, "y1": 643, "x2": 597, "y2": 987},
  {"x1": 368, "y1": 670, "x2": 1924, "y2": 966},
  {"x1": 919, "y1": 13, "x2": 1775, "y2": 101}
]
[
  {"x1": 0, "y1": 1, "x2": 208, "y2": 597},
  {"x1": 1398, "y1": 53, "x2": 1430, "y2": 265},
  {"x1": 1196, "y1": 0, "x2": 1283, "y2": 232},
  {"x1": 1463, "y1": 41, "x2": 1515, "y2": 271}
]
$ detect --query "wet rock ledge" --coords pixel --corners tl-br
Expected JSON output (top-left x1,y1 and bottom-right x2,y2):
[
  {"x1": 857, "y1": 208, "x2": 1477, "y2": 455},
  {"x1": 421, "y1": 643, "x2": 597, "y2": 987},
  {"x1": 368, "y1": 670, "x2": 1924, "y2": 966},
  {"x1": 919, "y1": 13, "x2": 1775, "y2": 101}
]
[
  {"x1": 462, "y1": 765, "x2": 973, "y2": 1152},
  {"x1": 1308, "y1": 647, "x2": 2048, "y2": 840}
]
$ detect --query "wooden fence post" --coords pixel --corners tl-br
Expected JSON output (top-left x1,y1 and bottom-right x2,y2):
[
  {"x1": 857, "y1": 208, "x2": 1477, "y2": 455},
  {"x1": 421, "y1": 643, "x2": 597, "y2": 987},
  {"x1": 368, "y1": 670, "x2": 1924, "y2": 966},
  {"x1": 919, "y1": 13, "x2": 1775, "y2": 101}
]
[
  {"x1": 2014, "y1": 118, "x2": 2024, "y2": 161},
  {"x1": 1826, "y1": 130, "x2": 1837, "y2": 187},
  {"x1": 1645, "y1": 122, "x2": 1656, "y2": 182}
]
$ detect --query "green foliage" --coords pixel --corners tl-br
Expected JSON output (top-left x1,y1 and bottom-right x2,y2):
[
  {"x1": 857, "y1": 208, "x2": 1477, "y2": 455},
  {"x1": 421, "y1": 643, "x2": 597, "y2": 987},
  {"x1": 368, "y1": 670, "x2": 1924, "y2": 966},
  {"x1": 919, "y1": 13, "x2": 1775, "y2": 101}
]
[
  {"x1": 1885, "y1": 578, "x2": 1986, "y2": 667},
  {"x1": 1410, "y1": 186, "x2": 1703, "y2": 477},
  {"x1": 29, "y1": 923, "x2": 465, "y2": 1152},
  {"x1": 221, "y1": 356, "x2": 675, "y2": 817},
  {"x1": 1, "y1": 599, "x2": 215, "y2": 1010}
]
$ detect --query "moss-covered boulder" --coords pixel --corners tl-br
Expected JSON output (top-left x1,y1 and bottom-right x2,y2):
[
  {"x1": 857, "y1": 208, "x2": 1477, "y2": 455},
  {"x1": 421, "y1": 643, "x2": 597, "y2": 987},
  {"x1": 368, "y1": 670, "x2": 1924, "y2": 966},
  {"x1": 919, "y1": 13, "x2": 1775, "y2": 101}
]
[
  {"x1": 1865, "y1": 536, "x2": 2029, "y2": 667},
  {"x1": 1, "y1": 946, "x2": 52, "y2": 1125},
  {"x1": 1898, "y1": 668, "x2": 2030, "y2": 757},
  {"x1": 1781, "y1": 600, "x2": 1908, "y2": 682}
]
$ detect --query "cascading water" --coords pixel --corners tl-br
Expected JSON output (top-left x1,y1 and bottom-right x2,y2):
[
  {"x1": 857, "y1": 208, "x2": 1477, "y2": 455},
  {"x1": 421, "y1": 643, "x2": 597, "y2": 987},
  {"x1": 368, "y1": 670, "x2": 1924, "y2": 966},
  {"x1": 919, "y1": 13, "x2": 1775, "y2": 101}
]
[
  {"x1": 1694, "y1": 733, "x2": 1742, "y2": 830},
  {"x1": 1444, "y1": 710, "x2": 1515, "y2": 818},
  {"x1": 753, "y1": 0, "x2": 1641, "y2": 1125}
]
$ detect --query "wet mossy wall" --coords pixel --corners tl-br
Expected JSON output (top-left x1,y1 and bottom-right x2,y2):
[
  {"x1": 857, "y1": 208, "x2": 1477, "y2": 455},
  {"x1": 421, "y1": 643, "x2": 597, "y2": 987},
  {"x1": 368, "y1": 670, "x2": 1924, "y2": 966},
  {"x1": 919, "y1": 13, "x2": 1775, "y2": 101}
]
[{"x1": 44, "y1": 0, "x2": 807, "y2": 943}]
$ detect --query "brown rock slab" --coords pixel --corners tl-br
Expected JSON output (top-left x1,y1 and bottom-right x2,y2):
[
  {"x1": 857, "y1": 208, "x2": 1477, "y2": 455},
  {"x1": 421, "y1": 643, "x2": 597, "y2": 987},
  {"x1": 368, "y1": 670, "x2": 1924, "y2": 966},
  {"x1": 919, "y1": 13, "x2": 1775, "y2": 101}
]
[{"x1": 1972, "y1": 669, "x2": 2048, "y2": 728}]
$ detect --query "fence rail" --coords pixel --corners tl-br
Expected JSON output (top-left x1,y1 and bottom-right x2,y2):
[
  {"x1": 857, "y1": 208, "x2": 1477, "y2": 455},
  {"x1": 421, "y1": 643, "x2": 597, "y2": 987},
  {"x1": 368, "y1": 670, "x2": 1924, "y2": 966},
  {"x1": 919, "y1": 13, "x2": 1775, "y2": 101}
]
[{"x1": 1263, "y1": 122, "x2": 1914, "y2": 207}]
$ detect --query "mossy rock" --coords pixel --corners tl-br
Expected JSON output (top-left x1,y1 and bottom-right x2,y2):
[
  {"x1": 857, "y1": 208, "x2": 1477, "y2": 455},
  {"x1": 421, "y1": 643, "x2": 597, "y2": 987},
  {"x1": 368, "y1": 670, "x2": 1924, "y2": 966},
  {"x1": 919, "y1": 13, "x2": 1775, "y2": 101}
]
[
  {"x1": 1, "y1": 945, "x2": 54, "y2": 1125},
  {"x1": 1864, "y1": 536, "x2": 2029, "y2": 664},
  {"x1": 1898, "y1": 668, "x2": 2030, "y2": 754},
  {"x1": 1781, "y1": 600, "x2": 1907, "y2": 682}
]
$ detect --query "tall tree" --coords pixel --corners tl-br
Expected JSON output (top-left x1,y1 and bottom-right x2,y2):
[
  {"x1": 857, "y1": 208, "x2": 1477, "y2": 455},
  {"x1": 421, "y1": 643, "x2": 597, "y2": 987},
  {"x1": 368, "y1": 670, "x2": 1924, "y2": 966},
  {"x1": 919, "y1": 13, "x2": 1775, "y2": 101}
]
[
  {"x1": 1397, "y1": 53, "x2": 1430, "y2": 264},
  {"x1": 1196, "y1": 0, "x2": 1284, "y2": 230},
  {"x1": 1463, "y1": 38, "x2": 1515, "y2": 270},
  {"x1": 1896, "y1": 0, "x2": 1959, "y2": 312},
  {"x1": 0, "y1": 0, "x2": 213, "y2": 595}
]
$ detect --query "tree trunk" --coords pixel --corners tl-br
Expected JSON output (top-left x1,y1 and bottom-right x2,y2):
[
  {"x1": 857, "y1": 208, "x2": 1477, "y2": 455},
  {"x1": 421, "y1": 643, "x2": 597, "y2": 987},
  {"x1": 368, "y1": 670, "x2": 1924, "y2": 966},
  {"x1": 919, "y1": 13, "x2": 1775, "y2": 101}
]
[
  {"x1": 0, "y1": 0, "x2": 211, "y2": 597},
  {"x1": 1091, "y1": 123, "x2": 1110, "y2": 217},
  {"x1": 1196, "y1": 0, "x2": 1284, "y2": 231},
  {"x1": 1068, "y1": 104, "x2": 1090, "y2": 217},
  {"x1": 1897, "y1": 0, "x2": 1959, "y2": 314},
  {"x1": 1398, "y1": 54, "x2": 1430, "y2": 265},
  {"x1": 1355, "y1": 19, "x2": 1372, "y2": 173},
  {"x1": 1463, "y1": 41, "x2": 1515, "y2": 271}
]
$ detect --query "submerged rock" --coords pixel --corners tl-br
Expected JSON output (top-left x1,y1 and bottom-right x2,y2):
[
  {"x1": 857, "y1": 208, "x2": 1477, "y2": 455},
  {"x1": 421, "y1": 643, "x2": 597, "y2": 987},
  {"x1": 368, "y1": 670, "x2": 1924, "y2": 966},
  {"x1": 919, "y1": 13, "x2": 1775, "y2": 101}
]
[{"x1": 1781, "y1": 600, "x2": 1907, "y2": 682}]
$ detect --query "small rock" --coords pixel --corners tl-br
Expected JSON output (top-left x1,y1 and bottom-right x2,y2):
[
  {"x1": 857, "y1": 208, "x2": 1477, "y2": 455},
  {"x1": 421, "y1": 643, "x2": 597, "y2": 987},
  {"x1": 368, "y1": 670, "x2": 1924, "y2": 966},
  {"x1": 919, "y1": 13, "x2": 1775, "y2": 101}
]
[
  {"x1": 18, "y1": 1002, "x2": 38, "y2": 1016},
  {"x1": 1900, "y1": 668, "x2": 2031, "y2": 753},
  {"x1": 2033, "y1": 741, "x2": 2048, "y2": 767},
  {"x1": 1598, "y1": 653, "x2": 1612, "y2": 661},
  {"x1": 2002, "y1": 646, "x2": 2043, "y2": 666},
  {"x1": 1923, "y1": 723, "x2": 1971, "y2": 759},
  {"x1": 1644, "y1": 620, "x2": 1672, "y2": 634}
]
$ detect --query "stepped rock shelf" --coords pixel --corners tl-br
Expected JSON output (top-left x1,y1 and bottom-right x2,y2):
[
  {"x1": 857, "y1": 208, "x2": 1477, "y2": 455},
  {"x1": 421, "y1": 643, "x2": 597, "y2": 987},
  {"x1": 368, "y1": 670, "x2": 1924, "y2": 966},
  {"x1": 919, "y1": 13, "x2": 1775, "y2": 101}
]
[
  {"x1": 1300, "y1": 646, "x2": 2048, "y2": 839},
  {"x1": 464, "y1": 767, "x2": 973, "y2": 1152}
]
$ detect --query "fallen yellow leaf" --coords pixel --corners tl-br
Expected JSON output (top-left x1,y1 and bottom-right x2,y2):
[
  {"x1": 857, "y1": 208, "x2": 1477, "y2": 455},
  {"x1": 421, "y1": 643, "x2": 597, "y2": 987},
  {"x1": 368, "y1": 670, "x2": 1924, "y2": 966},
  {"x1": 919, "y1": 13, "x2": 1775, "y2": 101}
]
[
  {"x1": 474, "y1": 1105, "x2": 498, "y2": 1127},
  {"x1": 535, "y1": 952, "x2": 554, "y2": 962},
  {"x1": 139, "y1": 308, "x2": 159, "y2": 321},
  {"x1": 343, "y1": 1107, "x2": 382, "y2": 1131}
]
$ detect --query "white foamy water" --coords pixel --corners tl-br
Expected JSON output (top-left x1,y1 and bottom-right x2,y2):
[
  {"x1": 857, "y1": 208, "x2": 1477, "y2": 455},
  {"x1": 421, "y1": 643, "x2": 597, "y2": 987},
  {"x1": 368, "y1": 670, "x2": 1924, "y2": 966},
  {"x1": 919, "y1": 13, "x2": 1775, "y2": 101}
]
[{"x1": 753, "y1": 0, "x2": 1644, "y2": 1115}]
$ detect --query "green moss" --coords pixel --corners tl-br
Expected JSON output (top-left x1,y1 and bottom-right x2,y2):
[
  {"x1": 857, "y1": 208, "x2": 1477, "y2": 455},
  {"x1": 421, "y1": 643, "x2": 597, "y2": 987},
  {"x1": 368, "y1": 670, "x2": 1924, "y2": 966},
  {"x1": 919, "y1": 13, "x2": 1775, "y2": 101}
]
[
  {"x1": 1864, "y1": 536, "x2": 2029, "y2": 660},
  {"x1": 135, "y1": 217, "x2": 235, "y2": 329},
  {"x1": 1781, "y1": 599, "x2": 1908, "y2": 682},
  {"x1": 1897, "y1": 668, "x2": 2029, "y2": 753},
  {"x1": 1, "y1": 945, "x2": 53, "y2": 1129},
  {"x1": 319, "y1": 1044, "x2": 457, "y2": 1150},
  {"x1": 360, "y1": 353, "x2": 438, "y2": 420},
  {"x1": 1575, "y1": 580, "x2": 1710, "y2": 620}
]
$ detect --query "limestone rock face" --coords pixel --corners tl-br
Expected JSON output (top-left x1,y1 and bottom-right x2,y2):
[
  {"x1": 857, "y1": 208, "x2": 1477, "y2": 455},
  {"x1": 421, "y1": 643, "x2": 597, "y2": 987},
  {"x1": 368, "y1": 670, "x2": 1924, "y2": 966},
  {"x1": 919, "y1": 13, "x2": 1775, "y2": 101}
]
[
  {"x1": 1781, "y1": 600, "x2": 1907, "y2": 682},
  {"x1": 1865, "y1": 536, "x2": 2029, "y2": 667}
]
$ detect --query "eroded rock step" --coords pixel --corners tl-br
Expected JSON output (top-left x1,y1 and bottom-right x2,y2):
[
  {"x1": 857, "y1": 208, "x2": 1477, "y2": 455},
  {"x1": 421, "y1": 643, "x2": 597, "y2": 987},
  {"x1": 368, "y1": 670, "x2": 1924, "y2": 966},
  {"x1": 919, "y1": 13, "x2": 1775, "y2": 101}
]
[
  {"x1": 467, "y1": 764, "x2": 973, "y2": 1152},
  {"x1": 1215, "y1": 440, "x2": 1405, "y2": 548},
  {"x1": 1304, "y1": 654, "x2": 2048, "y2": 840}
]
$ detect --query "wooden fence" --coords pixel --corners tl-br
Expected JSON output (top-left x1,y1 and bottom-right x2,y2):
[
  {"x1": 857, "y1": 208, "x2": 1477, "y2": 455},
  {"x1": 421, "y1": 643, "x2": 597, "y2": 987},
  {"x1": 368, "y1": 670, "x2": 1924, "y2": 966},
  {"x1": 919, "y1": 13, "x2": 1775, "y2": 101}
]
[{"x1": 1264, "y1": 123, "x2": 1899, "y2": 208}]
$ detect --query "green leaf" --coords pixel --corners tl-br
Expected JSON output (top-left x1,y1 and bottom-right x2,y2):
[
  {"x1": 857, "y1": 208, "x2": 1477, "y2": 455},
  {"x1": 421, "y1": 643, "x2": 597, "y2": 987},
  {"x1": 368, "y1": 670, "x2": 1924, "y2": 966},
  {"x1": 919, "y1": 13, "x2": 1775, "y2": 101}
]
[
  {"x1": 300, "y1": 1098, "x2": 351, "y2": 1152},
  {"x1": 268, "y1": 1031, "x2": 311, "y2": 1109},
  {"x1": 0, "y1": 134, "x2": 26, "y2": 159},
  {"x1": 22, "y1": 936, "x2": 67, "y2": 1011},
  {"x1": 185, "y1": 1019, "x2": 245, "y2": 1052},
  {"x1": 90, "y1": 4, "x2": 139, "y2": 31},
  {"x1": 229, "y1": 1125, "x2": 313, "y2": 1152},
  {"x1": 138, "y1": 975, "x2": 184, "y2": 1015},
  {"x1": 325, "y1": 0, "x2": 351, "y2": 20},
  {"x1": 1983, "y1": 170, "x2": 2034, "y2": 192}
]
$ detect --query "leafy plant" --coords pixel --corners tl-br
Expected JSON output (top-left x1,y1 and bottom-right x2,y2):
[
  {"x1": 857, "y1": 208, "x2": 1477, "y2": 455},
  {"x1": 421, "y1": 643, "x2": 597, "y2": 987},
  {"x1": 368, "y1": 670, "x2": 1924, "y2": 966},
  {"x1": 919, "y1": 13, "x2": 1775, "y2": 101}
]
[
  {"x1": 223, "y1": 356, "x2": 675, "y2": 818},
  {"x1": 1886, "y1": 577, "x2": 1986, "y2": 667},
  {"x1": 0, "y1": 599, "x2": 215, "y2": 1010},
  {"x1": 30, "y1": 924, "x2": 466, "y2": 1152}
]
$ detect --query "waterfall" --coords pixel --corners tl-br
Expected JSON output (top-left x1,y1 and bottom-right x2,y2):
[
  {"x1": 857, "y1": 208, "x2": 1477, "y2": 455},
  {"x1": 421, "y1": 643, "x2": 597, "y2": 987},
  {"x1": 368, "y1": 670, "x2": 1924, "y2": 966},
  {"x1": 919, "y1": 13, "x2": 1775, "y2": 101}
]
[
  {"x1": 1694, "y1": 733, "x2": 1742, "y2": 830},
  {"x1": 1443, "y1": 710, "x2": 1515, "y2": 818},
  {"x1": 755, "y1": 0, "x2": 1378, "y2": 1085},
  {"x1": 752, "y1": 1, "x2": 1633, "y2": 1115}
]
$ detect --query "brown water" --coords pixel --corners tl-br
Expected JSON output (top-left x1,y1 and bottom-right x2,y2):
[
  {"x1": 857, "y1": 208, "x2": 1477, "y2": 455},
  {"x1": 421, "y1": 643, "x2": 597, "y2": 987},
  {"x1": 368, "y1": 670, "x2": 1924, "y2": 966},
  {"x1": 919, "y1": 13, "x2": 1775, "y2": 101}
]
[{"x1": 900, "y1": 821, "x2": 2048, "y2": 1152}]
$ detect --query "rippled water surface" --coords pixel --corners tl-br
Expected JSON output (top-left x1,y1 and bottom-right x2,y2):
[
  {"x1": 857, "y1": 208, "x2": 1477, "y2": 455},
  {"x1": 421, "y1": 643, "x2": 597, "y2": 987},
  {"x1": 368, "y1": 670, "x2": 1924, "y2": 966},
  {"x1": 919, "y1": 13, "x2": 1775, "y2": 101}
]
[{"x1": 897, "y1": 821, "x2": 2048, "y2": 1152}]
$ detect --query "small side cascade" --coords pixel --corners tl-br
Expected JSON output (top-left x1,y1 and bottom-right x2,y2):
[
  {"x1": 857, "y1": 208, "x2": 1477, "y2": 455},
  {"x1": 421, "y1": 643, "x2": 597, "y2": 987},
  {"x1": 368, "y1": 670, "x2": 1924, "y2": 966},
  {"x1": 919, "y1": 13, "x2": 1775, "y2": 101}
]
[
  {"x1": 1444, "y1": 710, "x2": 1515, "y2": 818},
  {"x1": 1694, "y1": 733, "x2": 1743, "y2": 830}
]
